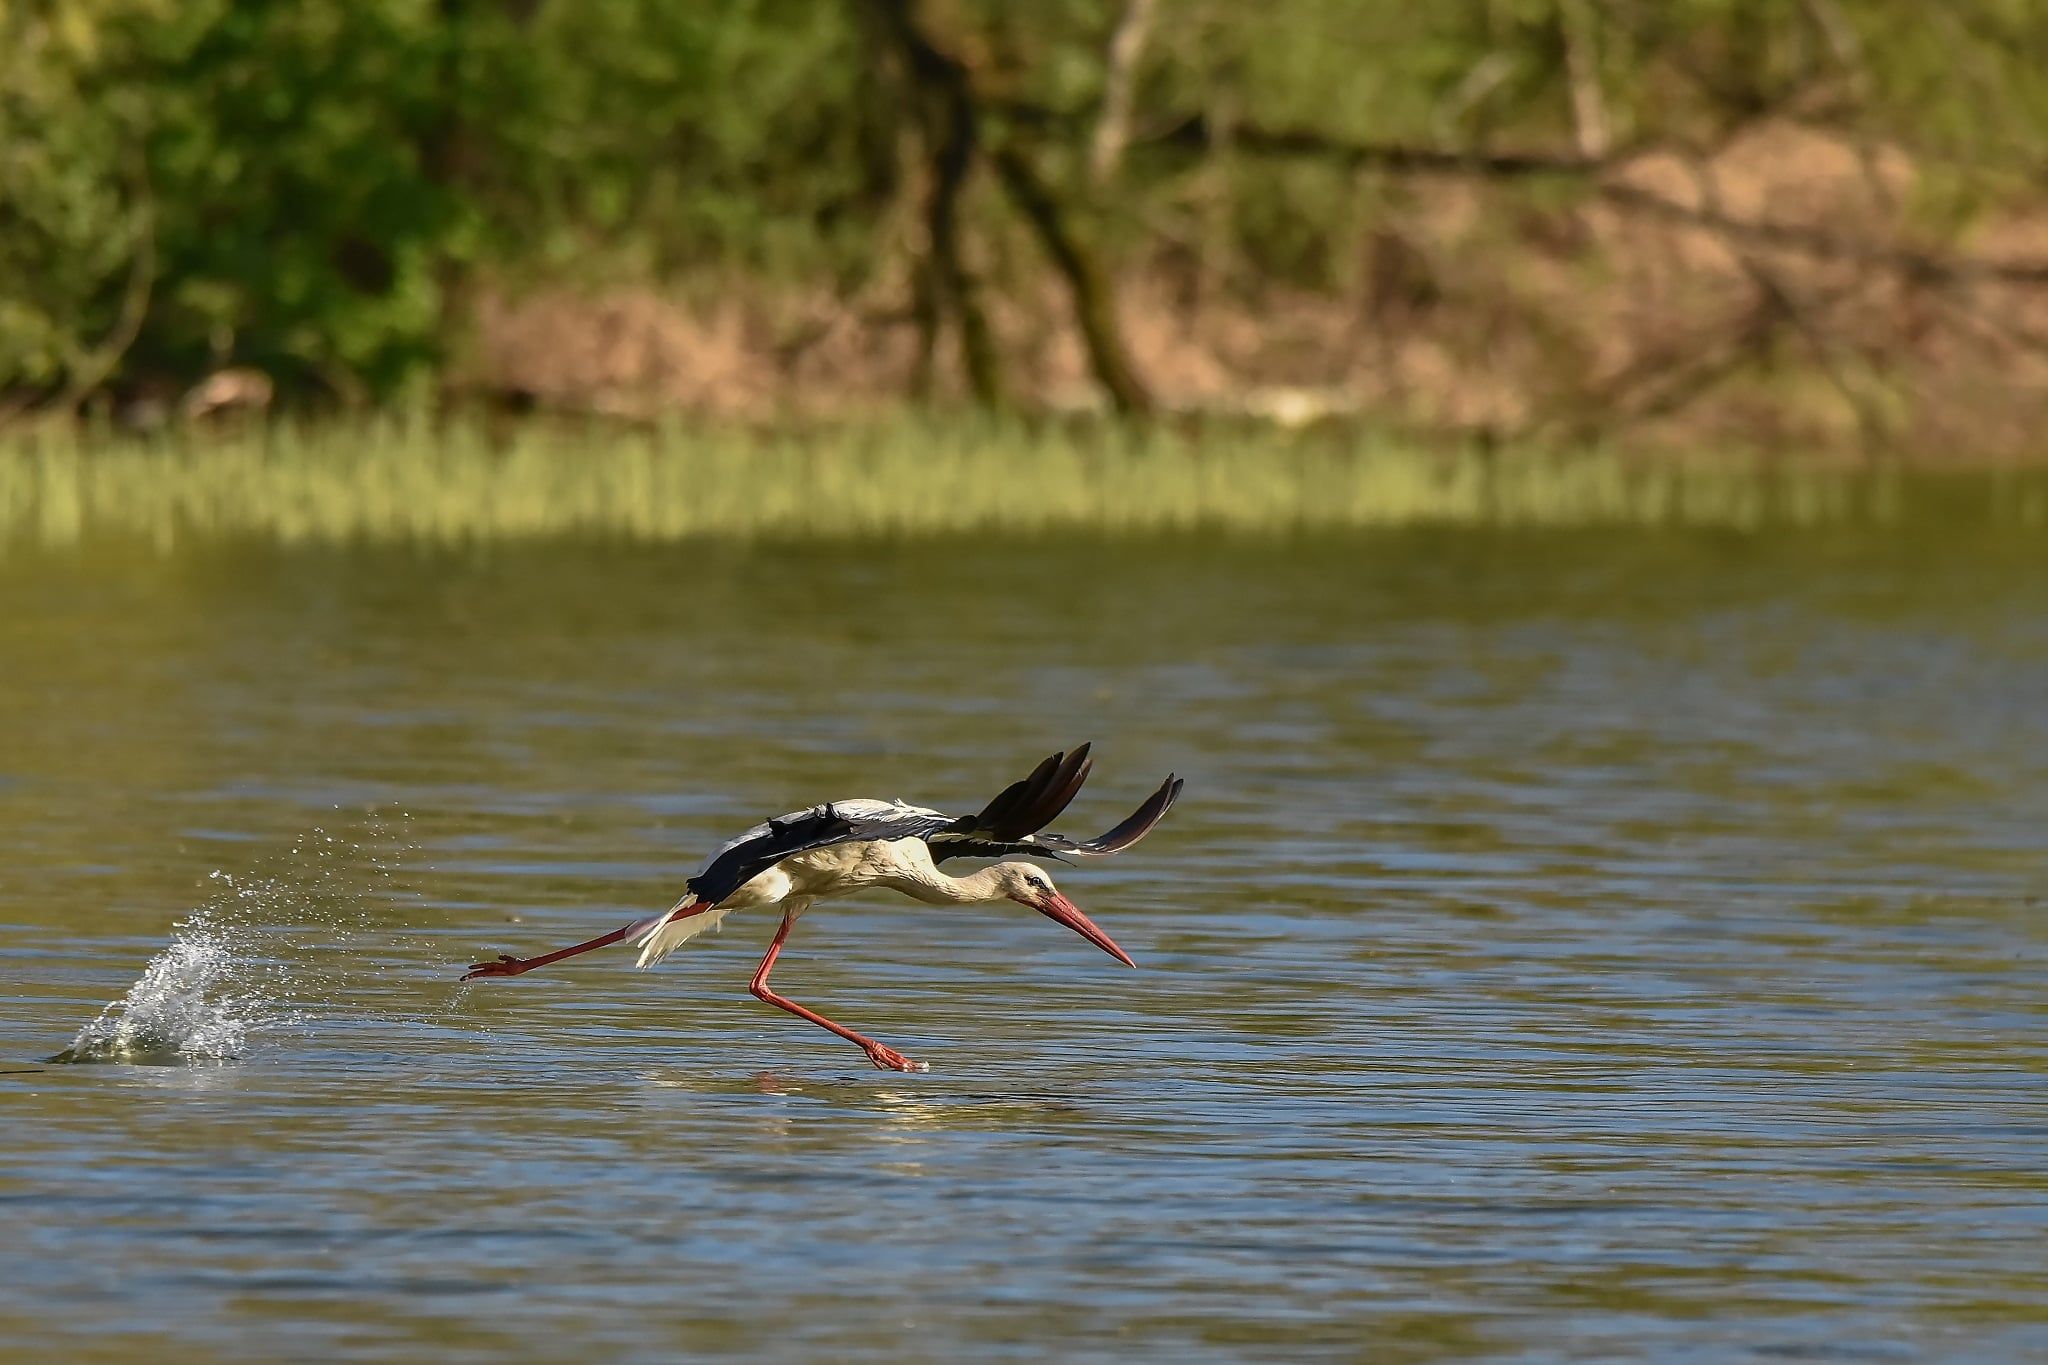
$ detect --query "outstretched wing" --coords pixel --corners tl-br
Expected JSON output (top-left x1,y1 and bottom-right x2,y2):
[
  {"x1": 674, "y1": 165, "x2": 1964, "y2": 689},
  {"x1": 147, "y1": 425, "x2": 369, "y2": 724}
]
[
  {"x1": 682, "y1": 747, "x2": 1177, "y2": 901},
  {"x1": 930, "y1": 770, "x2": 1183, "y2": 864},
  {"x1": 923, "y1": 745, "x2": 1093, "y2": 862},
  {"x1": 1032, "y1": 774, "x2": 1183, "y2": 857},
  {"x1": 687, "y1": 799, "x2": 949, "y2": 906}
]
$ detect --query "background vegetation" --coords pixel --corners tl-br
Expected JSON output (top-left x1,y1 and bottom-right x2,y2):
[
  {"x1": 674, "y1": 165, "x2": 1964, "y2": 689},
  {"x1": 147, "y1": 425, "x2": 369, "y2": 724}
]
[
  {"x1": 6, "y1": 1, "x2": 2048, "y2": 454},
  {"x1": 18, "y1": 416, "x2": 2048, "y2": 550}
]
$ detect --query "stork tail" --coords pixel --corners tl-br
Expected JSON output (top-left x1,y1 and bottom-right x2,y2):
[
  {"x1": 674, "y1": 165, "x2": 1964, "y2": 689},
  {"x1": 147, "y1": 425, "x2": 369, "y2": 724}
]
[{"x1": 632, "y1": 896, "x2": 732, "y2": 968}]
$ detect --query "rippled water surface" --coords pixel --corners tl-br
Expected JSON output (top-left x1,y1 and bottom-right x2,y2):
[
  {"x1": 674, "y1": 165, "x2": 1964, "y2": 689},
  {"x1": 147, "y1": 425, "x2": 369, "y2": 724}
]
[{"x1": 4, "y1": 529, "x2": 2047, "y2": 1361}]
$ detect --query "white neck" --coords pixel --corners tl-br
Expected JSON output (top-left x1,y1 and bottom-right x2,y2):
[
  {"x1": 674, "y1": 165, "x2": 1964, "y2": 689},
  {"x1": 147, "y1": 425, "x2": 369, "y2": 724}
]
[{"x1": 881, "y1": 843, "x2": 1011, "y2": 905}]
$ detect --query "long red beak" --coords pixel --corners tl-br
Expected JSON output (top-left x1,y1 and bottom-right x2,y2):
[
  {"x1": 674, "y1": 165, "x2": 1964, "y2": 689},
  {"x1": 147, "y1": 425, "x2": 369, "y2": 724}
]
[{"x1": 1032, "y1": 891, "x2": 1137, "y2": 968}]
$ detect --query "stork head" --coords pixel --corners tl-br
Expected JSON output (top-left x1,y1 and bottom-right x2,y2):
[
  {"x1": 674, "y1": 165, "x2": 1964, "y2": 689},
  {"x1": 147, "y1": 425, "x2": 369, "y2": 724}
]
[{"x1": 991, "y1": 861, "x2": 1136, "y2": 968}]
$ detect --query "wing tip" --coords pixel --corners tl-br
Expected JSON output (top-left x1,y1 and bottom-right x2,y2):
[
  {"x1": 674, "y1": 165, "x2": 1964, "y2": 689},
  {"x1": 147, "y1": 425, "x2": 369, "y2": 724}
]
[{"x1": 977, "y1": 742, "x2": 1096, "y2": 841}]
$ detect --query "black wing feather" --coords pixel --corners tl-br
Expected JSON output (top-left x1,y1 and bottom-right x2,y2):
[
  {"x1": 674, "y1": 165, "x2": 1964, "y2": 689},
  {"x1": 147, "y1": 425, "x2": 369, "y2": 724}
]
[
  {"x1": 961, "y1": 743, "x2": 1094, "y2": 842},
  {"x1": 930, "y1": 772, "x2": 1183, "y2": 864},
  {"x1": 971, "y1": 750, "x2": 1063, "y2": 837},
  {"x1": 1035, "y1": 775, "x2": 1183, "y2": 856}
]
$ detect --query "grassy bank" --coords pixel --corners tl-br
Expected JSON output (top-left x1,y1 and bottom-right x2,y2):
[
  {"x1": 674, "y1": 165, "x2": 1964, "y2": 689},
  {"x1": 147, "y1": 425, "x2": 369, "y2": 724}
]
[{"x1": 5, "y1": 418, "x2": 2044, "y2": 550}]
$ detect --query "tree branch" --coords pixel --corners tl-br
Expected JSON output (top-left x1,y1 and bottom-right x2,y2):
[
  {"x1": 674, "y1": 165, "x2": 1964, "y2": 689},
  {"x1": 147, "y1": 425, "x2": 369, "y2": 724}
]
[
  {"x1": 1035, "y1": 98, "x2": 2048, "y2": 287},
  {"x1": 991, "y1": 142, "x2": 1153, "y2": 415},
  {"x1": 1558, "y1": 0, "x2": 1612, "y2": 159},
  {"x1": 50, "y1": 160, "x2": 156, "y2": 417},
  {"x1": 1089, "y1": 0, "x2": 1158, "y2": 185}
]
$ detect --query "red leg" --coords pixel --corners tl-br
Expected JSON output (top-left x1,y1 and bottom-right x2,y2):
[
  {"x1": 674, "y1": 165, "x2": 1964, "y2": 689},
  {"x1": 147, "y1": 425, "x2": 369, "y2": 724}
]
[
  {"x1": 749, "y1": 907, "x2": 926, "y2": 1073},
  {"x1": 464, "y1": 921, "x2": 639, "y2": 979}
]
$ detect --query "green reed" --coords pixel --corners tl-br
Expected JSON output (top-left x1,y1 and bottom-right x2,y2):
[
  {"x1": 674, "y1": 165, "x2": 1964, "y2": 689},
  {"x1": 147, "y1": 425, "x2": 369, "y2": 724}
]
[{"x1": 2, "y1": 416, "x2": 2041, "y2": 548}]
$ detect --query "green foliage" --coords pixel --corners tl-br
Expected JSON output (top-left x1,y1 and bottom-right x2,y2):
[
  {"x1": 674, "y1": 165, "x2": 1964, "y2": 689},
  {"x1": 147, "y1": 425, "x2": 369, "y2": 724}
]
[
  {"x1": 475, "y1": 0, "x2": 883, "y2": 279},
  {"x1": 2, "y1": 0, "x2": 457, "y2": 399},
  {"x1": 3, "y1": 0, "x2": 2046, "y2": 408},
  {"x1": 0, "y1": 2, "x2": 154, "y2": 392}
]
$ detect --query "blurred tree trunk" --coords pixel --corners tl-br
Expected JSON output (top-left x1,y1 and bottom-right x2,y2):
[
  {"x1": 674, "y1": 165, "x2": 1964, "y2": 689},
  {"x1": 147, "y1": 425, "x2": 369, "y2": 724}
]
[
  {"x1": 869, "y1": 0, "x2": 1154, "y2": 415},
  {"x1": 869, "y1": 0, "x2": 1003, "y2": 407},
  {"x1": 993, "y1": 144, "x2": 1153, "y2": 415}
]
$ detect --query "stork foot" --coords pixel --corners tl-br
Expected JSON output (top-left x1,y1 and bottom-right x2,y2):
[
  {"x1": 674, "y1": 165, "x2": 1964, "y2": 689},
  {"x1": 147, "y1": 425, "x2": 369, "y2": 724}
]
[
  {"x1": 863, "y1": 1042, "x2": 928, "y2": 1073},
  {"x1": 463, "y1": 954, "x2": 532, "y2": 980}
]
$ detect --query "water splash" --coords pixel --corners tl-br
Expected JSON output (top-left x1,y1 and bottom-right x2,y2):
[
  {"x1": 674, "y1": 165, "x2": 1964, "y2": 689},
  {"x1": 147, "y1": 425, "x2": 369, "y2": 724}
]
[
  {"x1": 52, "y1": 815, "x2": 420, "y2": 1064},
  {"x1": 51, "y1": 900, "x2": 276, "y2": 1064}
]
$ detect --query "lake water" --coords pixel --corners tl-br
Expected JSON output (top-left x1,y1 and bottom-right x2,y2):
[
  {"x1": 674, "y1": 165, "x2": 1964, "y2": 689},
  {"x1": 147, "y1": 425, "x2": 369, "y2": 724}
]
[{"x1": 3, "y1": 528, "x2": 2046, "y2": 1361}]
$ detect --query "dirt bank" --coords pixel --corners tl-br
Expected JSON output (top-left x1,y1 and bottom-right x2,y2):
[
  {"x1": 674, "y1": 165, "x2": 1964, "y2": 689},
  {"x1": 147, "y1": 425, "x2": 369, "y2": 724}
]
[{"x1": 466, "y1": 122, "x2": 2048, "y2": 462}]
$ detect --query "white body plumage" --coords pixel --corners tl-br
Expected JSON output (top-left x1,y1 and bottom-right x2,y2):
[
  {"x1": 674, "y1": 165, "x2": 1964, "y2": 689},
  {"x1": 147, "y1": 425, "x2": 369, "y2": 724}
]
[{"x1": 630, "y1": 802, "x2": 1038, "y2": 968}]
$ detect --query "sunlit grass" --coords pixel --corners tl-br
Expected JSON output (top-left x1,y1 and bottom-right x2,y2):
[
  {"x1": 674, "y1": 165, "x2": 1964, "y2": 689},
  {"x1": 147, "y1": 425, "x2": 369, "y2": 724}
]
[{"x1": 3, "y1": 415, "x2": 2042, "y2": 549}]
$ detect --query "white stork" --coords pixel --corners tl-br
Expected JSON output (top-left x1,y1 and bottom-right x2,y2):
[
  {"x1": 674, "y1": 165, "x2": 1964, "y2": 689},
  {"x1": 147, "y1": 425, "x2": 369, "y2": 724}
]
[{"x1": 463, "y1": 745, "x2": 1181, "y2": 1072}]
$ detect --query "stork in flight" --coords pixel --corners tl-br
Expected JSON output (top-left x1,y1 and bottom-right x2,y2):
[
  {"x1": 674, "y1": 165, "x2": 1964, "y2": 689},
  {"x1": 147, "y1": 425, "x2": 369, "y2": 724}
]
[{"x1": 463, "y1": 745, "x2": 1181, "y2": 1072}]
